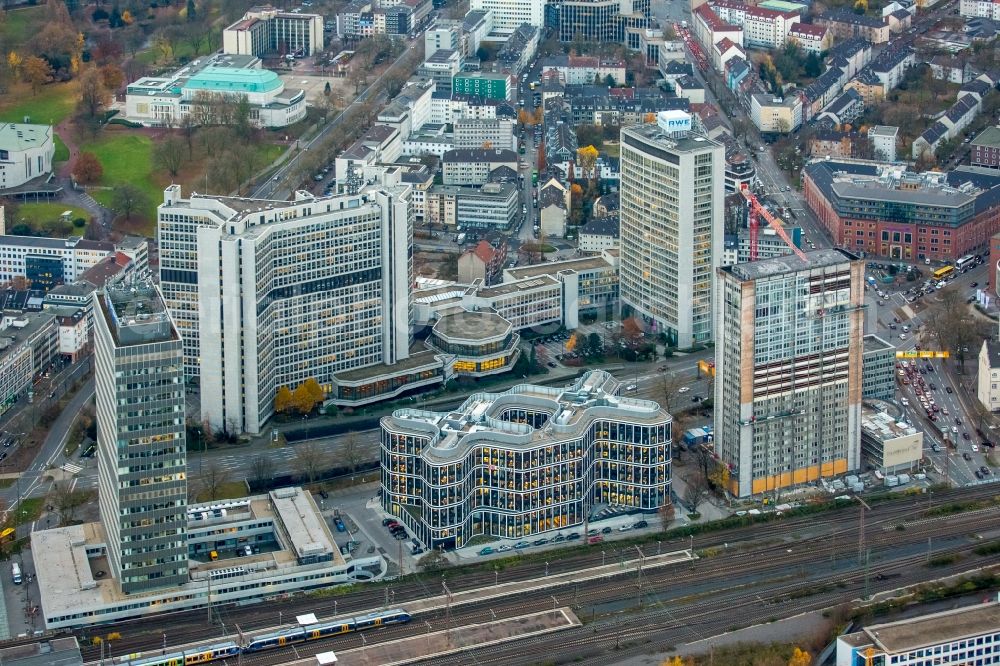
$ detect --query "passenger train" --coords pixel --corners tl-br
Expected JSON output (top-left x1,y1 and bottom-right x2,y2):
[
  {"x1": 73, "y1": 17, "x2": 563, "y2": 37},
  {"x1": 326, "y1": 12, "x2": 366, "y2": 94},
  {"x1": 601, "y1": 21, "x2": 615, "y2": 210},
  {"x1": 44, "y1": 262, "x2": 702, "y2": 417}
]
[{"x1": 116, "y1": 608, "x2": 412, "y2": 666}]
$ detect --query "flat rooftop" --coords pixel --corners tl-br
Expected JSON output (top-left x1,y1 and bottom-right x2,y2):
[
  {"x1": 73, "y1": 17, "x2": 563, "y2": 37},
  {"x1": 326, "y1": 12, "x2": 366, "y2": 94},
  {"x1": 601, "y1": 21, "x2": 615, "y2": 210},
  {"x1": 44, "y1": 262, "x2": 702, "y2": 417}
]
[
  {"x1": 724, "y1": 248, "x2": 858, "y2": 281},
  {"x1": 433, "y1": 310, "x2": 512, "y2": 341},
  {"x1": 333, "y1": 349, "x2": 444, "y2": 383},
  {"x1": 621, "y1": 122, "x2": 721, "y2": 155},
  {"x1": 506, "y1": 256, "x2": 612, "y2": 280},
  {"x1": 863, "y1": 333, "x2": 894, "y2": 353},
  {"x1": 861, "y1": 407, "x2": 917, "y2": 440},
  {"x1": 382, "y1": 370, "x2": 671, "y2": 463},
  {"x1": 863, "y1": 601, "x2": 1000, "y2": 654},
  {"x1": 100, "y1": 278, "x2": 175, "y2": 346},
  {"x1": 0, "y1": 123, "x2": 51, "y2": 151},
  {"x1": 476, "y1": 274, "x2": 560, "y2": 298},
  {"x1": 34, "y1": 488, "x2": 345, "y2": 620}
]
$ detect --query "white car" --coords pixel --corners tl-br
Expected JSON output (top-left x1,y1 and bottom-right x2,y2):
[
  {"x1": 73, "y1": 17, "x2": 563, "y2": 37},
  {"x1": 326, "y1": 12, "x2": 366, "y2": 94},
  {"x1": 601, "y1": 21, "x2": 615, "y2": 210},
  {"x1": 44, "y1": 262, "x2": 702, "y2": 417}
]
[
  {"x1": 625, "y1": 383, "x2": 638, "y2": 391},
  {"x1": 971, "y1": 444, "x2": 980, "y2": 452},
  {"x1": 899, "y1": 334, "x2": 907, "y2": 340},
  {"x1": 678, "y1": 387, "x2": 691, "y2": 393},
  {"x1": 901, "y1": 398, "x2": 909, "y2": 406}
]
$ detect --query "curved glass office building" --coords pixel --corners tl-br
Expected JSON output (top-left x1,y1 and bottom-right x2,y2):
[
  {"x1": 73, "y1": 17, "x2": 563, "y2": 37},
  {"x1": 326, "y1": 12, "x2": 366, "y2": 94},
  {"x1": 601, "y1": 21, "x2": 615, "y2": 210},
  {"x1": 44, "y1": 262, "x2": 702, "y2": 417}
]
[{"x1": 380, "y1": 370, "x2": 672, "y2": 549}]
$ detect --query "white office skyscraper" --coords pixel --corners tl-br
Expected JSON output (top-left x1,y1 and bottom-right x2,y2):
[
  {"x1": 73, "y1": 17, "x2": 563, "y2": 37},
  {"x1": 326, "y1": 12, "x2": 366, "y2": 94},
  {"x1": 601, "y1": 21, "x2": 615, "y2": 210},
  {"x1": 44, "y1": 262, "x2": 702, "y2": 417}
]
[
  {"x1": 94, "y1": 277, "x2": 188, "y2": 594},
  {"x1": 470, "y1": 0, "x2": 543, "y2": 33},
  {"x1": 619, "y1": 111, "x2": 725, "y2": 348},
  {"x1": 158, "y1": 183, "x2": 412, "y2": 435}
]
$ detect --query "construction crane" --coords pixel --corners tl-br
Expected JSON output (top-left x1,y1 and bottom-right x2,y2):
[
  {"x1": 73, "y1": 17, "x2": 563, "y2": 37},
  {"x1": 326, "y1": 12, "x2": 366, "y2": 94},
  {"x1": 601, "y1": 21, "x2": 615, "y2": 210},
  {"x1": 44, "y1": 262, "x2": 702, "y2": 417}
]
[{"x1": 739, "y1": 183, "x2": 807, "y2": 262}]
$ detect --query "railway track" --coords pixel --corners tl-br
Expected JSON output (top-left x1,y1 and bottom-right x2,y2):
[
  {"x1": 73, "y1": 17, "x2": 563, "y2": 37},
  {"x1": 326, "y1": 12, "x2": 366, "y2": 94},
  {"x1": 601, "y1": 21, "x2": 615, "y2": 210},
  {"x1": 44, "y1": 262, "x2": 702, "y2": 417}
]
[
  {"x1": 168, "y1": 496, "x2": 1000, "y2": 666},
  {"x1": 75, "y1": 486, "x2": 999, "y2": 662}
]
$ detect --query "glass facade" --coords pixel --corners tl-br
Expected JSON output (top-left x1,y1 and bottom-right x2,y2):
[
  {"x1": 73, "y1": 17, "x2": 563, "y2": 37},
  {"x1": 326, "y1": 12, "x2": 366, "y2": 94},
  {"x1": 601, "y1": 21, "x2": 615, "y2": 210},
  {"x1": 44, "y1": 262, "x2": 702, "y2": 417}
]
[{"x1": 380, "y1": 382, "x2": 671, "y2": 549}]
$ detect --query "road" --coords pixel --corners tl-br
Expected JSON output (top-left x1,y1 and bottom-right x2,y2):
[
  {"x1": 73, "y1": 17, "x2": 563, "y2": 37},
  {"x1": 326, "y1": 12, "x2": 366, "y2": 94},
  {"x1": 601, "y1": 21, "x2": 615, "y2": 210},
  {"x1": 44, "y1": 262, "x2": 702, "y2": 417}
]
[
  {"x1": 1, "y1": 371, "x2": 94, "y2": 532},
  {"x1": 74, "y1": 483, "x2": 1000, "y2": 663},
  {"x1": 249, "y1": 35, "x2": 426, "y2": 201},
  {"x1": 864, "y1": 257, "x2": 996, "y2": 485}
]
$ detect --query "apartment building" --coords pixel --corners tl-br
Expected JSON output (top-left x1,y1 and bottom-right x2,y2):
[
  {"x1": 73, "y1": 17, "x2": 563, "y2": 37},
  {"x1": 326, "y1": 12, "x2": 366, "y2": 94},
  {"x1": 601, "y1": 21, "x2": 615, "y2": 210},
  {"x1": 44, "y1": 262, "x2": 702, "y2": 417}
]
[
  {"x1": 816, "y1": 9, "x2": 890, "y2": 43},
  {"x1": 454, "y1": 118, "x2": 517, "y2": 150},
  {"x1": 750, "y1": 93, "x2": 803, "y2": 133},
  {"x1": 157, "y1": 182, "x2": 412, "y2": 434},
  {"x1": 0, "y1": 123, "x2": 54, "y2": 191},
  {"x1": 960, "y1": 0, "x2": 1000, "y2": 19},
  {"x1": 619, "y1": 112, "x2": 724, "y2": 348},
  {"x1": 714, "y1": 248, "x2": 865, "y2": 497},
  {"x1": 869, "y1": 125, "x2": 899, "y2": 162},
  {"x1": 540, "y1": 55, "x2": 628, "y2": 85},
  {"x1": 442, "y1": 148, "x2": 518, "y2": 185},
  {"x1": 710, "y1": 0, "x2": 800, "y2": 49},
  {"x1": 380, "y1": 370, "x2": 671, "y2": 549},
  {"x1": 94, "y1": 278, "x2": 188, "y2": 595},
  {"x1": 452, "y1": 72, "x2": 513, "y2": 101},
  {"x1": 971, "y1": 125, "x2": 1000, "y2": 168},
  {"x1": 425, "y1": 182, "x2": 519, "y2": 230},
  {"x1": 579, "y1": 216, "x2": 620, "y2": 252},
  {"x1": 978, "y1": 339, "x2": 1000, "y2": 411},
  {"x1": 0, "y1": 312, "x2": 57, "y2": 420},
  {"x1": 223, "y1": 6, "x2": 324, "y2": 57},
  {"x1": 787, "y1": 22, "x2": 831, "y2": 53}
]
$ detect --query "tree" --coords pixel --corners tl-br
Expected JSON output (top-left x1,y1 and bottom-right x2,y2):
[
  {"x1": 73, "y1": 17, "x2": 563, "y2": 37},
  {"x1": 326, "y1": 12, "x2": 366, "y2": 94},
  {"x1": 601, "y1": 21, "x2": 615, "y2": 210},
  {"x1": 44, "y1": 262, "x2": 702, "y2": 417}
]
[
  {"x1": 604, "y1": 74, "x2": 616, "y2": 88},
  {"x1": 621, "y1": 317, "x2": 643, "y2": 349},
  {"x1": 294, "y1": 441, "x2": 324, "y2": 485},
  {"x1": 587, "y1": 332, "x2": 602, "y2": 357},
  {"x1": 99, "y1": 63, "x2": 125, "y2": 92},
  {"x1": 788, "y1": 647, "x2": 811, "y2": 666},
  {"x1": 302, "y1": 378, "x2": 325, "y2": 407},
  {"x1": 324, "y1": 80, "x2": 332, "y2": 96},
  {"x1": 186, "y1": 0, "x2": 197, "y2": 21},
  {"x1": 6, "y1": 51, "x2": 22, "y2": 78},
  {"x1": 153, "y1": 136, "x2": 186, "y2": 177},
  {"x1": 923, "y1": 286, "x2": 986, "y2": 373},
  {"x1": 342, "y1": 432, "x2": 364, "y2": 477},
  {"x1": 77, "y1": 67, "x2": 110, "y2": 118},
  {"x1": 72, "y1": 152, "x2": 103, "y2": 184},
  {"x1": 50, "y1": 481, "x2": 95, "y2": 525},
  {"x1": 110, "y1": 183, "x2": 149, "y2": 221},
  {"x1": 249, "y1": 455, "x2": 275, "y2": 487},
  {"x1": 22, "y1": 57, "x2": 53, "y2": 95},
  {"x1": 565, "y1": 332, "x2": 579, "y2": 352},
  {"x1": 275, "y1": 385, "x2": 293, "y2": 413},
  {"x1": 576, "y1": 145, "x2": 599, "y2": 181},
  {"x1": 195, "y1": 461, "x2": 231, "y2": 502},
  {"x1": 658, "y1": 372, "x2": 685, "y2": 411}
]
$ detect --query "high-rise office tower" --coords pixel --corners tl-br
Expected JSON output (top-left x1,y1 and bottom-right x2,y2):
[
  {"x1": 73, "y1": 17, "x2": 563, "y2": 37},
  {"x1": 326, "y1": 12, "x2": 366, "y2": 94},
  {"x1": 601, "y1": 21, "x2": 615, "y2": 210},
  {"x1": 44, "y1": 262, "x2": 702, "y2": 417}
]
[
  {"x1": 94, "y1": 277, "x2": 188, "y2": 594},
  {"x1": 714, "y1": 249, "x2": 865, "y2": 497},
  {"x1": 158, "y1": 183, "x2": 412, "y2": 435},
  {"x1": 619, "y1": 111, "x2": 725, "y2": 348}
]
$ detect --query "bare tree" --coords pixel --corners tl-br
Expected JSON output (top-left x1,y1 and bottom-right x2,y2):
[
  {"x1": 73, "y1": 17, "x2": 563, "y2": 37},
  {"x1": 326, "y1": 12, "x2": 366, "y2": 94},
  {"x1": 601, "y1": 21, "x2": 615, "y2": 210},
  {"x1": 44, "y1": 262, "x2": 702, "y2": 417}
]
[
  {"x1": 923, "y1": 286, "x2": 988, "y2": 374},
  {"x1": 249, "y1": 455, "x2": 275, "y2": 487},
  {"x1": 50, "y1": 481, "x2": 95, "y2": 525},
  {"x1": 341, "y1": 432, "x2": 365, "y2": 478},
  {"x1": 194, "y1": 461, "x2": 231, "y2": 502},
  {"x1": 658, "y1": 372, "x2": 686, "y2": 412},
  {"x1": 294, "y1": 441, "x2": 325, "y2": 486},
  {"x1": 153, "y1": 136, "x2": 186, "y2": 177}
]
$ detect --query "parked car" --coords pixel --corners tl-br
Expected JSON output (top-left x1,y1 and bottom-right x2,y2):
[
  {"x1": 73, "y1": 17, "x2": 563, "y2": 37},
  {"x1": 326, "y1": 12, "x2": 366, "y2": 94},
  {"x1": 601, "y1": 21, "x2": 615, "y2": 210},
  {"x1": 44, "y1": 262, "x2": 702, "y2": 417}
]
[
  {"x1": 601, "y1": 526, "x2": 613, "y2": 534},
  {"x1": 633, "y1": 520, "x2": 648, "y2": 529},
  {"x1": 514, "y1": 541, "x2": 530, "y2": 550},
  {"x1": 498, "y1": 544, "x2": 513, "y2": 552},
  {"x1": 479, "y1": 546, "x2": 495, "y2": 556}
]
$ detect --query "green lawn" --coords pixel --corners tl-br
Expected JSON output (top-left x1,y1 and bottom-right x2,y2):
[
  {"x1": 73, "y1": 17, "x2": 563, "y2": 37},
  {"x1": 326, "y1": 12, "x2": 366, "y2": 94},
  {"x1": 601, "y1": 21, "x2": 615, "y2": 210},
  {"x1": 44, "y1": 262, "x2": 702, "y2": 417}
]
[
  {"x1": 53, "y1": 134, "x2": 69, "y2": 162},
  {"x1": 80, "y1": 132, "x2": 160, "y2": 218},
  {"x1": 0, "y1": 6, "x2": 46, "y2": 49},
  {"x1": 0, "y1": 81, "x2": 79, "y2": 126},
  {"x1": 11, "y1": 202, "x2": 91, "y2": 237}
]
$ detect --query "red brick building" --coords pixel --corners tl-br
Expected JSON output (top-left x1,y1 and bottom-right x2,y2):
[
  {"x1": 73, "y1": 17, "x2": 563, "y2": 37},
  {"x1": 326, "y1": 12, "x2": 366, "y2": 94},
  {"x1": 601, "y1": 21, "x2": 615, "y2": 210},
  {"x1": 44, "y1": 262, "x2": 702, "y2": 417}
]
[
  {"x1": 971, "y1": 126, "x2": 1000, "y2": 169},
  {"x1": 803, "y1": 161, "x2": 1000, "y2": 262}
]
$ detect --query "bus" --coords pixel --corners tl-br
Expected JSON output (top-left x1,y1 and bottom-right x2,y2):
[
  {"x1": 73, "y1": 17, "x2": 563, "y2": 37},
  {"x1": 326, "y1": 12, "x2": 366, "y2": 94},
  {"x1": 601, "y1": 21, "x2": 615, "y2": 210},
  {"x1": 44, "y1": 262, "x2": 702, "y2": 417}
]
[
  {"x1": 956, "y1": 255, "x2": 977, "y2": 272},
  {"x1": 11, "y1": 562, "x2": 21, "y2": 585},
  {"x1": 932, "y1": 266, "x2": 954, "y2": 281}
]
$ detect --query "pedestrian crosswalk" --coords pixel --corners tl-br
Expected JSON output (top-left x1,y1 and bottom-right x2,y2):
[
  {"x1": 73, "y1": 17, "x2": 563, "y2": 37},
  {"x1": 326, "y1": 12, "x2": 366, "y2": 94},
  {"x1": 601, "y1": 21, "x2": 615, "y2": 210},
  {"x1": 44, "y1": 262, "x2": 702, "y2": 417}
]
[{"x1": 61, "y1": 463, "x2": 82, "y2": 475}]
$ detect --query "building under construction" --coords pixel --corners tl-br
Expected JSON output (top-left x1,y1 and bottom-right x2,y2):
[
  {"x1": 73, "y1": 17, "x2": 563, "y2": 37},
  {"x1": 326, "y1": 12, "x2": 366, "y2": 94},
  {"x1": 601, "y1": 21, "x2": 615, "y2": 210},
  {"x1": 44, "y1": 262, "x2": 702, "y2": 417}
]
[{"x1": 713, "y1": 248, "x2": 865, "y2": 497}]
